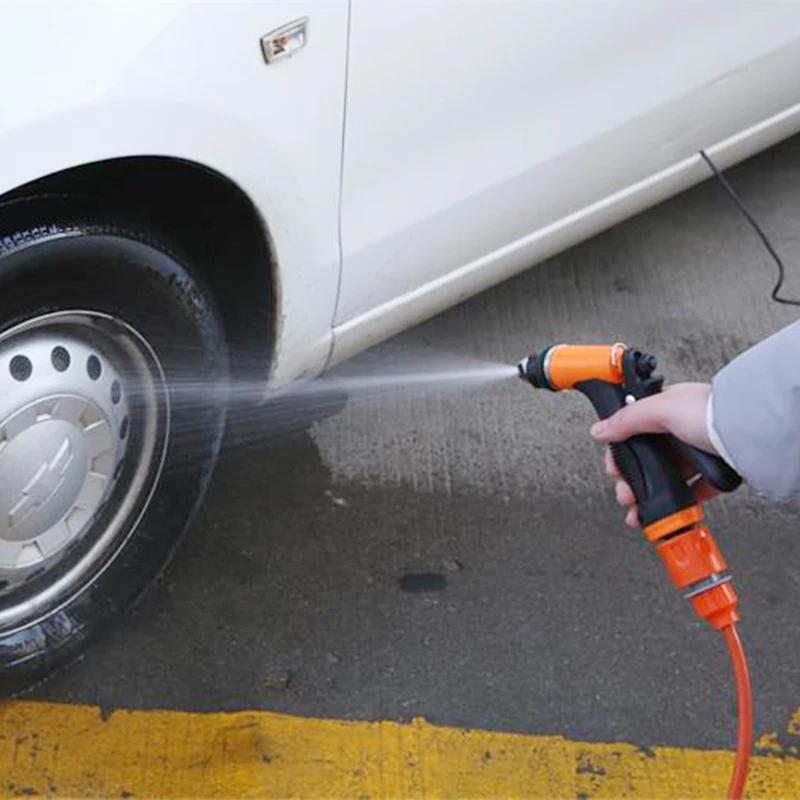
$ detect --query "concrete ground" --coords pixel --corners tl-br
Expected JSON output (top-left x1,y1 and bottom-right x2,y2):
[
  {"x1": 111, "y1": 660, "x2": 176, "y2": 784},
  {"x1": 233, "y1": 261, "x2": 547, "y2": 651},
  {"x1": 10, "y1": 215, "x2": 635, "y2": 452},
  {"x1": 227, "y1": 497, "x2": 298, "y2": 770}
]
[{"x1": 31, "y1": 136, "x2": 800, "y2": 758}]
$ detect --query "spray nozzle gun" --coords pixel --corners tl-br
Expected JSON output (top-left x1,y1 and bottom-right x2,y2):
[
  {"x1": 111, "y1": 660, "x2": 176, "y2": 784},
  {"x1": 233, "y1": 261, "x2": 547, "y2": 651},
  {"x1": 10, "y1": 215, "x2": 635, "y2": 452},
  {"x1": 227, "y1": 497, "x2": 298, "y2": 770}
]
[{"x1": 517, "y1": 343, "x2": 743, "y2": 626}]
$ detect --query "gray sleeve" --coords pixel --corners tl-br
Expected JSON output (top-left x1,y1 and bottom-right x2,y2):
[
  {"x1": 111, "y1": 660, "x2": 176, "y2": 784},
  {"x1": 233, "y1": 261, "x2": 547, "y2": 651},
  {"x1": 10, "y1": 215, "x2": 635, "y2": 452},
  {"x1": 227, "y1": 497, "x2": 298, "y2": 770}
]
[{"x1": 710, "y1": 320, "x2": 800, "y2": 510}]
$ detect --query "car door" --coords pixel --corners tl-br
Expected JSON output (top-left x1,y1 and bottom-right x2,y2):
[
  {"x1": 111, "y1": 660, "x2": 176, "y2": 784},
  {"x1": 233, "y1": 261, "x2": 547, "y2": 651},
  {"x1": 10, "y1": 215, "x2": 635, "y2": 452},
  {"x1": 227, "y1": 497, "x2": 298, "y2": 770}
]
[{"x1": 332, "y1": 0, "x2": 800, "y2": 360}]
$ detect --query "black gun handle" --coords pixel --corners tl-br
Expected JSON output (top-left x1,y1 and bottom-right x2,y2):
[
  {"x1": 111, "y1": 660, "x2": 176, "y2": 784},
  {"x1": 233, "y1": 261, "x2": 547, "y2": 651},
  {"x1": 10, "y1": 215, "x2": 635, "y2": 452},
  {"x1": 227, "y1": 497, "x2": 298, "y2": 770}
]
[{"x1": 576, "y1": 380, "x2": 697, "y2": 526}]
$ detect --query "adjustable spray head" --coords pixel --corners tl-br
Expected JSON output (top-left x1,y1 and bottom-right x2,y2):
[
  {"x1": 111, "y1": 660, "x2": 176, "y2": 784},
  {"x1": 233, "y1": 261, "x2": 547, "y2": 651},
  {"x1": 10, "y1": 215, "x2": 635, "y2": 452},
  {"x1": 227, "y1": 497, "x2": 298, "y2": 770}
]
[
  {"x1": 516, "y1": 354, "x2": 549, "y2": 388},
  {"x1": 516, "y1": 343, "x2": 633, "y2": 392}
]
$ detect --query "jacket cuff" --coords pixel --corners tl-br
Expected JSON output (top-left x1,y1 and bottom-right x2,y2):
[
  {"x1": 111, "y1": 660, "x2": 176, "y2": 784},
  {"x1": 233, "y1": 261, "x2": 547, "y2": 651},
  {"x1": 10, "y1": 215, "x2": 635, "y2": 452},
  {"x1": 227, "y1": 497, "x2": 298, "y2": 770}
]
[{"x1": 705, "y1": 391, "x2": 739, "y2": 473}]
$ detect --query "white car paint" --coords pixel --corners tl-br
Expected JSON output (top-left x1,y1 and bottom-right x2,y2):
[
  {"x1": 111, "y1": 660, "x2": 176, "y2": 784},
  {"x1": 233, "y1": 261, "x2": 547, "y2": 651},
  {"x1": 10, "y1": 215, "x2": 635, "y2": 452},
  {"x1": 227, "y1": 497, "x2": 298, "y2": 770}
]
[
  {"x1": 333, "y1": 0, "x2": 800, "y2": 363},
  {"x1": 1, "y1": 1, "x2": 800, "y2": 385}
]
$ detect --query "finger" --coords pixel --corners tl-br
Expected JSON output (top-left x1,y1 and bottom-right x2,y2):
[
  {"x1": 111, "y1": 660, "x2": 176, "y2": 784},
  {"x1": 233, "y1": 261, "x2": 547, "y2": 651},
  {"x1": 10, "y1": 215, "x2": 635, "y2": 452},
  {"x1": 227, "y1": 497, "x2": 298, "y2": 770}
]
[
  {"x1": 590, "y1": 393, "x2": 669, "y2": 443},
  {"x1": 615, "y1": 480, "x2": 636, "y2": 507},
  {"x1": 605, "y1": 448, "x2": 621, "y2": 478},
  {"x1": 625, "y1": 507, "x2": 639, "y2": 528}
]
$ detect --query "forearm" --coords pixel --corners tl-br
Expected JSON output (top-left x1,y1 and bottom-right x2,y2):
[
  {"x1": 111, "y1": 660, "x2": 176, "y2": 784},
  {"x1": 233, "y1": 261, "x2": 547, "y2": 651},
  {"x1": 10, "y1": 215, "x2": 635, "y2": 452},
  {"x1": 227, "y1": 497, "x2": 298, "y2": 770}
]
[{"x1": 709, "y1": 320, "x2": 800, "y2": 509}]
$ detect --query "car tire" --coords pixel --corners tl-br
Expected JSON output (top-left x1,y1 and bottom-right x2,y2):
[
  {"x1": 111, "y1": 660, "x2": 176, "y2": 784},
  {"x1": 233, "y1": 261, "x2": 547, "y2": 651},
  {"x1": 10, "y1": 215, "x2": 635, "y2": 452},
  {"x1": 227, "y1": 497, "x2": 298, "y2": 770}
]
[{"x1": 0, "y1": 205, "x2": 228, "y2": 692}]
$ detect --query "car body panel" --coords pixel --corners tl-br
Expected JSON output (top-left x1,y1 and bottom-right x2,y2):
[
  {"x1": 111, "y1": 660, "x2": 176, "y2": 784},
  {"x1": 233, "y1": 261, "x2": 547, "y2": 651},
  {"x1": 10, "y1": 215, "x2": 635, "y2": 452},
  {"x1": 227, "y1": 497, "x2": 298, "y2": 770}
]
[
  {"x1": 0, "y1": 0, "x2": 349, "y2": 384},
  {"x1": 332, "y1": 96, "x2": 800, "y2": 366},
  {"x1": 332, "y1": 1, "x2": 800, "y2": 362}
]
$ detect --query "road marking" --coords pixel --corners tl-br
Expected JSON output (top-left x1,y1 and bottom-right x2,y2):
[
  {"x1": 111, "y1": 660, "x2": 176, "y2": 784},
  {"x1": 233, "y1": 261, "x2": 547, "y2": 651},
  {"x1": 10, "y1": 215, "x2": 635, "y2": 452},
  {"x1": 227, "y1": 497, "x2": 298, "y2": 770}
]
[{"x1": 1, "y1": 700, "x2": 800, "y2": 798}]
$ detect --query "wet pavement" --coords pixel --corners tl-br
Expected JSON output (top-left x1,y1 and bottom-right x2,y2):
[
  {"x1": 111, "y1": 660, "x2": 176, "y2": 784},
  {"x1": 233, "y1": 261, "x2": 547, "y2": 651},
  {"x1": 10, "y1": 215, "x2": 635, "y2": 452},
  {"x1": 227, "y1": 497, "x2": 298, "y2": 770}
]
[{"x1": 34, "y1": 136, "x2": 800, "y2": 752}]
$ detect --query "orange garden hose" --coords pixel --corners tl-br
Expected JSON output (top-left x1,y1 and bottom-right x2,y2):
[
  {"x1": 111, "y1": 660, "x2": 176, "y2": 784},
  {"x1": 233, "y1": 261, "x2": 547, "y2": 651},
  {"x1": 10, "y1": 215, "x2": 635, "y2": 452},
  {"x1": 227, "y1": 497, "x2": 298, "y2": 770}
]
[{"x1": 723, "y1": 624, "x2": 753, "y2": 800}]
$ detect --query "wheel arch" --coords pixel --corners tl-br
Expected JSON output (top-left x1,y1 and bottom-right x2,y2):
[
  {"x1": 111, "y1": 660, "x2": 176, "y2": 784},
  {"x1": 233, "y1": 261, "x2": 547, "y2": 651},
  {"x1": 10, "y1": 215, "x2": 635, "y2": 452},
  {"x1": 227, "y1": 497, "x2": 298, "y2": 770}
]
[{"x1": 0, "y1": 156, "x2": 277, "y2": 386}]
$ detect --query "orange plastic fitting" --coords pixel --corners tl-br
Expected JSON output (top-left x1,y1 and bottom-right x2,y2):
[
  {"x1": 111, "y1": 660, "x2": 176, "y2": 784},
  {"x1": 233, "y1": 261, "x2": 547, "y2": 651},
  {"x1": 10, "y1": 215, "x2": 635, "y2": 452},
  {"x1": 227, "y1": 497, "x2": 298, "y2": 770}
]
[
  {"x1": 656, "y1": 525, "x2": 739, "y2": 629},
  {"x1": 546, "y1": 344, "x2": 626, "y2": 390},
  {"x1": 643, "y1": 505, "x2": 705, "y2": 542},
  {"x1": 690, "y1": 583, "x2": 740, "y2": 630},
  {"x1": 656, "y1": 526, "x2": 727, "y2": 589}
]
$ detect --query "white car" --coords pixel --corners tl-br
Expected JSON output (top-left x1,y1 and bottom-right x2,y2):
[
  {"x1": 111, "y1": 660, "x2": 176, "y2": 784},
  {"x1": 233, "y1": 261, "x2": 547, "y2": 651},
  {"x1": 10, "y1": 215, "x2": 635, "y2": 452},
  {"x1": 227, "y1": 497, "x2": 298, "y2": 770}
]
[{"x1": 1, "y1": 0, "x2": 799, "y2": 686}]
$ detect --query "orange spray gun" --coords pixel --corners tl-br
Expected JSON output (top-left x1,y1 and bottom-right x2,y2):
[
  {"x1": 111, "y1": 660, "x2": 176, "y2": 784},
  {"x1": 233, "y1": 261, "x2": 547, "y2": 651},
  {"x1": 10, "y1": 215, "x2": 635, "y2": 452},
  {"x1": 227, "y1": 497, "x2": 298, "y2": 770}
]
[{"x1": 517, "y1": 344, "x2": 751, "y2": 800}]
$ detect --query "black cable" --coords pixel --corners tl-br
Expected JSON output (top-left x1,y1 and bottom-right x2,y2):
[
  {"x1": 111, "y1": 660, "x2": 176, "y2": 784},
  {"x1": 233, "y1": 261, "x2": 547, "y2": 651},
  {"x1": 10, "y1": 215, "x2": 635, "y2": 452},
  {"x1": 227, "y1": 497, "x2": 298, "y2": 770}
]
[{"x1": 699, "y1": 149, "x2": 800, "y2": 307}]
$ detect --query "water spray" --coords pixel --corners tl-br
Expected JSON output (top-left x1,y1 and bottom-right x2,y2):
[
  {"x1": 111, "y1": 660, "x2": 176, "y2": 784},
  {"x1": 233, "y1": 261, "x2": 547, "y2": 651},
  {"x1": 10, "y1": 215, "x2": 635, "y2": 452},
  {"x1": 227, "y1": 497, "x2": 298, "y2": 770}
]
[{"x1": 517, "y1": 343, "x2": 751, "y2": 800}]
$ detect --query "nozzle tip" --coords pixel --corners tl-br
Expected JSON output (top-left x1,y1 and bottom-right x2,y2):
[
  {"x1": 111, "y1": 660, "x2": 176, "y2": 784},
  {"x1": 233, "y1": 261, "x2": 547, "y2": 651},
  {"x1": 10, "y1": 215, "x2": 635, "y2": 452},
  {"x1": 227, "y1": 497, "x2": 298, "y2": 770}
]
[{"x1": 516, "y1": 351, "x2": 551, "y2": 389}]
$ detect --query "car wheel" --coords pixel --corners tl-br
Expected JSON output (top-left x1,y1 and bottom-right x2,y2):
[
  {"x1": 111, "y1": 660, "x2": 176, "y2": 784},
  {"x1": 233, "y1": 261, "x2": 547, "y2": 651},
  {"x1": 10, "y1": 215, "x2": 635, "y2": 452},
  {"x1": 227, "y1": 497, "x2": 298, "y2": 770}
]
[{"x1": 0, "y1": 207, "x2": 228, "y2": 691}]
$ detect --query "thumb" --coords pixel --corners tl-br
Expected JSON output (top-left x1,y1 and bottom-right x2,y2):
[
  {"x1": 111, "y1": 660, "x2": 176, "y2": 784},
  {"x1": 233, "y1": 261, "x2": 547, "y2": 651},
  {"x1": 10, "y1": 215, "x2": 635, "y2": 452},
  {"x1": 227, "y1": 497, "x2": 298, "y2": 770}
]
[{"x1": 590, "y1": 393, "x2": 670, "y2": 443}]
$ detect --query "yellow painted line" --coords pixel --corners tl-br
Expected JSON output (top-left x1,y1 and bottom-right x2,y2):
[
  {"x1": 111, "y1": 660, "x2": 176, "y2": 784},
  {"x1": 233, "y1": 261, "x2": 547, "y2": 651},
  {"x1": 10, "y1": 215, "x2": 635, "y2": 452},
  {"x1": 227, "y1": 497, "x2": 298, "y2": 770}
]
[{"x1": 1, "y1": 700, "x2": 800, "y2": 798}]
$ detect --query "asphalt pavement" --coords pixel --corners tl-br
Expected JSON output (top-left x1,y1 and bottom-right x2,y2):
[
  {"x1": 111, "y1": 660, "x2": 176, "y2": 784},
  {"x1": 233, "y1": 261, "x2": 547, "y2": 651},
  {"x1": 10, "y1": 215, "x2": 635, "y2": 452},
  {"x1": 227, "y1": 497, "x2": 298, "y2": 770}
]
[{"x1": 34, "y1": 136, "x2": 800, "y2": 754}]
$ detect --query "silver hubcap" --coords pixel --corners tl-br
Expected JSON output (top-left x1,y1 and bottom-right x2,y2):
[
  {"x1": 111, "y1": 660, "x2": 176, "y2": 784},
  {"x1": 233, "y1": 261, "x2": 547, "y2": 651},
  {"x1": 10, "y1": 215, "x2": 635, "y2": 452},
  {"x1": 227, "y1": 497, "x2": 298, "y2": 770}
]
[
  {"x1": 0, "y1": 312, "x2": 167, "y2": 631},
  {"x1": 0, "y1": 334, "x2": 129, "y2": 570}
]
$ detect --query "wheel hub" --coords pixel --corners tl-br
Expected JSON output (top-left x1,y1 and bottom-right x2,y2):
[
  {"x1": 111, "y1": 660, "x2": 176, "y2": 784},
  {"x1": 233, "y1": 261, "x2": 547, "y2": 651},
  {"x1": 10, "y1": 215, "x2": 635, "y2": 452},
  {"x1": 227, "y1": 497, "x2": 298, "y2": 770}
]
[{"x1": 0, "y1": 332, "x2": 129, "y2": 571}]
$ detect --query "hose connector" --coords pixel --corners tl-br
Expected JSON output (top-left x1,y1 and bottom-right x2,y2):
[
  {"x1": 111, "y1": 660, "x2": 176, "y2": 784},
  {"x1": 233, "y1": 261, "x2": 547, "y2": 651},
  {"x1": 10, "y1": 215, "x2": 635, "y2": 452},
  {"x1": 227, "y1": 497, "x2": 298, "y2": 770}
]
[
  {"x1": 689, "y1": 582, "x2": 740, "y2": 630},
  {"x1": 654, "y1": 522, "x2": 739, "y2": 629}
]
